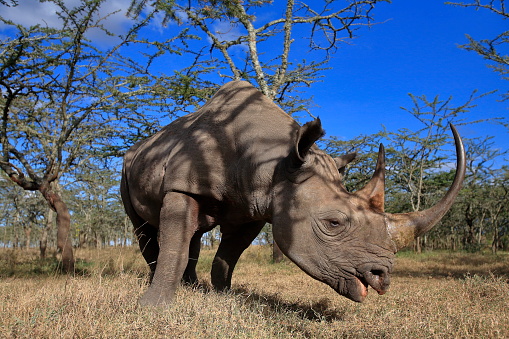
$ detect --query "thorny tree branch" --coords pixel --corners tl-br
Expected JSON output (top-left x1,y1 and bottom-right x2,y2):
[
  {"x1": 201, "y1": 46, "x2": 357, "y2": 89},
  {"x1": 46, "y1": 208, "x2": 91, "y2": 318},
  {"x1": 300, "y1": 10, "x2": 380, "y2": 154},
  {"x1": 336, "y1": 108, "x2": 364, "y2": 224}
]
[
  {"x1": 271, "y1": 0, "x2": 295, "y2": 99},
  {"x1": 230, "y1": 1, "x2": 271, "y2": 96},
  {"x1": 172, "y1": 0, "x2": 383, "y2": 100},
  {"x1": 183, "y1": 8, "x2": 243, "y2": 80},
  {"x1": 446, "y1": 0, "x2": 508, "y2": 18}
]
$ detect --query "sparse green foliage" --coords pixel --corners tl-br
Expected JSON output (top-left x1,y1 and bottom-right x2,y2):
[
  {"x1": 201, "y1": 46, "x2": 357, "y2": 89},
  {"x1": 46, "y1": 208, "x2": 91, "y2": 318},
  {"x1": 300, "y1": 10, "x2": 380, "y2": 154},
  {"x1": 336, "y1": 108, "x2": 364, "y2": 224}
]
[
  {"x1": 127, "y1": 0, "x2": 389, "y2": 115},
  {"x1": 66, "y1": 162, "x2": 128, "y2": 248}
]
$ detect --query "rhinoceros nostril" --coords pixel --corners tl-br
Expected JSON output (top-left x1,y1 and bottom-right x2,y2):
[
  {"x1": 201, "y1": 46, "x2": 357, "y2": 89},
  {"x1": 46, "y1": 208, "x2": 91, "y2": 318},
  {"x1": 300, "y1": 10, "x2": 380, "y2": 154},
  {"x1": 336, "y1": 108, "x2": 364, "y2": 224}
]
[{"x1": 371, "y1": 269, "x2": 385, "y2": 279}]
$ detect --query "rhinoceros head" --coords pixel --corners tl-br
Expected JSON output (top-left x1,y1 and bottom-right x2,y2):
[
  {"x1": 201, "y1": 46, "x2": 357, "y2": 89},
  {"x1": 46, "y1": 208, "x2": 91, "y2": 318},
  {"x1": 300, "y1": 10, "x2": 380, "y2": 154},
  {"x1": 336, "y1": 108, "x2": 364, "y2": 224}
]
[{"x1": 272, "y1": 118, "x2": 465, "y2": 302}]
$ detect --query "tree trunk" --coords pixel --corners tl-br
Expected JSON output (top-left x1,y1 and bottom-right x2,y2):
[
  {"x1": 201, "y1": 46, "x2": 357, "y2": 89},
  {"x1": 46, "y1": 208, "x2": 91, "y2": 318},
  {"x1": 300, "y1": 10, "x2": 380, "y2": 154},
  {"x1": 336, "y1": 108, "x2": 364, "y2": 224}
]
[
  {"x1": 491, "y1": 225, "x2": 499, "y2": 254},
  {"x1": 40, "y1": 208, "x2": 53, "y2": 259},
  {"x1": 13, "y1": 213, "x2": 20, "y2": 248},
  {"x1": 54, "y1": 196, "x2": 74, "y2": 272},
  {"x1": 414, "y1": 237, "x2": 422, "y2": 254},
  {"x1": 40, "y1": 183, "x2": 74, "y2": 272},
  {"x1": 23, "y1": 226, "x2": 31, "y2": 250},
  {"x1": 210, "y1": 228, "x2": 217, "y2": 249},
  {"x1": 40, "y1": 225, "x2": 48, "y2": 258},
  {"x1": 95, "y1": 232, "x2": 102, "y2": 249},
  {"x1": 79, "y1": 232, "x2": 87, "y2": 248},
  {"x1": 124, "y1": 216, "x2": 129, "y2": 247}
]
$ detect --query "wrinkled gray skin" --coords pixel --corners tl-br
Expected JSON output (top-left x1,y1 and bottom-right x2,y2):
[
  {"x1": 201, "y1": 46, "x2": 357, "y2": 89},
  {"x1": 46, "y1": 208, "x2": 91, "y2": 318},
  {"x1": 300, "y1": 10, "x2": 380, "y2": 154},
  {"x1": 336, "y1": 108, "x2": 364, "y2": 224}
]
[{"x1": 121, "y1": 81, "x2": 466, "y2": 306}]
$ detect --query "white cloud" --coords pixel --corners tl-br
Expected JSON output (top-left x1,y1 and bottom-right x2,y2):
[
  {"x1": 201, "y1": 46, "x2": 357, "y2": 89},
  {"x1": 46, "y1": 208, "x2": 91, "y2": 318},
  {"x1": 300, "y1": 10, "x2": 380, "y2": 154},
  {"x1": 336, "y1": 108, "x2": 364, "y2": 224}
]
[
  {"x1": 0, "y1": 1, "x2": 62, "y2": 28},
  {"x1": 0, "y1": 0, "x2": 135, "y2": 46}
]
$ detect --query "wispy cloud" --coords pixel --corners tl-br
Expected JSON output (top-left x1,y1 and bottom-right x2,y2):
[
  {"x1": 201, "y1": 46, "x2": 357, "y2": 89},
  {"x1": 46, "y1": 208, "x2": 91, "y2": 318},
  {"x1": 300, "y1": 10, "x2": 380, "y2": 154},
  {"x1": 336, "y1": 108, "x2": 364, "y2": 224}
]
[
  {"x1": 212, "y1": 21, "x2": 243, "y2": 43},
  {"x1": 0, "y1": 0, "x2": 135, "y2": 46}
]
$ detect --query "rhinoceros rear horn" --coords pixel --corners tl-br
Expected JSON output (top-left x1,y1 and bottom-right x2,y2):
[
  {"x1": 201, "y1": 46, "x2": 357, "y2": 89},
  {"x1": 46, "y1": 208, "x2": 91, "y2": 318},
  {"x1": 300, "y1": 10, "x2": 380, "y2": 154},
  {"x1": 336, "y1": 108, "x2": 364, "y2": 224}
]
[
  {"x1": 334, "y1": 152, "x2": 357, "y2": 178},
  {"x1": 386, "y1": 124, "x2": 466, "y2": 251},
  {"x1": 356, "y1": 144, "x2": 386, "y2": 213}
]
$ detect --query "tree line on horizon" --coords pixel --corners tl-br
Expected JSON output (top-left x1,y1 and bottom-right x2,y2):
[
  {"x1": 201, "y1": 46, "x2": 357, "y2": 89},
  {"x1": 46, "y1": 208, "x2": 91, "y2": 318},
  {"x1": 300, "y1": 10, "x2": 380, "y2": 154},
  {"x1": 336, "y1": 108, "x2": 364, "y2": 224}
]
[{"x1": 0, "y1": 0, "x2": 507, "y2": 270}]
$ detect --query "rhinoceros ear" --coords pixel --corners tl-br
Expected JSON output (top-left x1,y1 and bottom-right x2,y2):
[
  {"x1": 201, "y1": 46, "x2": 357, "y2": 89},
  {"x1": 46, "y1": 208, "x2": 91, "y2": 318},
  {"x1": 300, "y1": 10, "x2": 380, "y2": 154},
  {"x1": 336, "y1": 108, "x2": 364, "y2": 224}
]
[
  {"x1": 285, "y1": 118, "x2": 324, "y2": 178},
  {"x1": 293, "y1": 118, "x2": 325, "y2": 164}
]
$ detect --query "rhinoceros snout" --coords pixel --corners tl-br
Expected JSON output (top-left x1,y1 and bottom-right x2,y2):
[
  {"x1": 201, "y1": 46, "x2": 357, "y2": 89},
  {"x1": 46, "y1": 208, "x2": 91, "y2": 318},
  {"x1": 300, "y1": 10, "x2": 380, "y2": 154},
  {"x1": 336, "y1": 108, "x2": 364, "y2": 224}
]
[{"x1": 360, "y1": 266, "x2": 391, "y2": 295}]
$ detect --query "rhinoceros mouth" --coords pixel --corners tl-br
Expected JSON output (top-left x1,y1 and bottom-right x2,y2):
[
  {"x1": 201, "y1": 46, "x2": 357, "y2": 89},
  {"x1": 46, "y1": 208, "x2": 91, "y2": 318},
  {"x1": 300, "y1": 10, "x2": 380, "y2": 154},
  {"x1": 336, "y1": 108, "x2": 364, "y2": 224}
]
[
  {"x1": 332, "y1": 276, "x2": 368, "y2": 302},
  {"x1": 360, "y1": 271, "x2": 389, "y2": 296},
  {"x1": 335, "y1": 275, "x2": 387, "y2": 302},
  {"x1": 358, "y1": 275, "x2": 388, "y2": 295}
]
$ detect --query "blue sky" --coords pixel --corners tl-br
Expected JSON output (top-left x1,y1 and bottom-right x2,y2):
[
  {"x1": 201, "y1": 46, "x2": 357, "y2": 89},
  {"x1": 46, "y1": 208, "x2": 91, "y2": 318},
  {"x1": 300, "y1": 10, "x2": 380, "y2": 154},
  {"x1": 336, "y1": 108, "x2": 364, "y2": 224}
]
[
  {"x1": 1, "y1": 1, "x2": 507, "y2": 158},
  {"x1": 306, "y1": 1, "x2": 508, "y2": 151}
]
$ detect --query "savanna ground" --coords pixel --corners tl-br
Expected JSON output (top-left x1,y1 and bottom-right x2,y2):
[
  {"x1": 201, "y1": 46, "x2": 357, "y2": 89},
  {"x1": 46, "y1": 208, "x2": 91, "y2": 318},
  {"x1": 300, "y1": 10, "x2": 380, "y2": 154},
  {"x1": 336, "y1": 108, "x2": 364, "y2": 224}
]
[{"x1": 0, "y1": 246, "x2": 508, "y2": 338}]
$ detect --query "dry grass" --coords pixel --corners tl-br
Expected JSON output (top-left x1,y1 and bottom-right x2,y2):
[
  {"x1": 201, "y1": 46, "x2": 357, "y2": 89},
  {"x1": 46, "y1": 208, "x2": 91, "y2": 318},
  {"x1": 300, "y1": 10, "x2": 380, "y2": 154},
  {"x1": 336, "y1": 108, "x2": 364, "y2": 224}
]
[{"x1": 0, "y1": 246, "x2": 508, "y2": 338}]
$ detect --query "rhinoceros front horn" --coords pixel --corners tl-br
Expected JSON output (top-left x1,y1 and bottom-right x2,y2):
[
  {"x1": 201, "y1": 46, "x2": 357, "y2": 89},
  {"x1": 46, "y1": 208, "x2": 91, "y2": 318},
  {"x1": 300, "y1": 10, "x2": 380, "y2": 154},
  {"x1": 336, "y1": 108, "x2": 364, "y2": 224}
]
[{"x1": 382, "y1": 124, "x2": 466, "y2": 251}]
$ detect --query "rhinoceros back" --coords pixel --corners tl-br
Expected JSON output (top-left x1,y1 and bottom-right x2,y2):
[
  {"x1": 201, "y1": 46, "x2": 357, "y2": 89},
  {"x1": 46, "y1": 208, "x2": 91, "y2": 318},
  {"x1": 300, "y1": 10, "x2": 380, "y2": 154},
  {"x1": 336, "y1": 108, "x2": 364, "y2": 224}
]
[{"x1": 123, "y1": 81, "x2": 298, "y2": 223}]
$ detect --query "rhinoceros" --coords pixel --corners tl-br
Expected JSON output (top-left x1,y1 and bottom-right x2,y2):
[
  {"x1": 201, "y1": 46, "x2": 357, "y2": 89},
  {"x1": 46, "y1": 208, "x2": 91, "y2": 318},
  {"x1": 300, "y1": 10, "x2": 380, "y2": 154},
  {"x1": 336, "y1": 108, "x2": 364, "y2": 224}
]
[{"x1": 121, "y1": 80, "x2": 465, "y2": 306}]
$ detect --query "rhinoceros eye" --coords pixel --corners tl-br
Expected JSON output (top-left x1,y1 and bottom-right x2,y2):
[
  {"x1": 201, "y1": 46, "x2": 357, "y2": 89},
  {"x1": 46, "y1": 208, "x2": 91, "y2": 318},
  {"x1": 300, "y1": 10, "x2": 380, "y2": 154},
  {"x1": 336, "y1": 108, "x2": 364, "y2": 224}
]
[
  {"x1": 329, "y1": 219, "x2": 342, "y2": 227},
  {"x1": 324, "y1": 212, "x2": 349, "y2": 229},
  {"x1": 315, "y1": 211, "x2": 350, "y2": 236}
]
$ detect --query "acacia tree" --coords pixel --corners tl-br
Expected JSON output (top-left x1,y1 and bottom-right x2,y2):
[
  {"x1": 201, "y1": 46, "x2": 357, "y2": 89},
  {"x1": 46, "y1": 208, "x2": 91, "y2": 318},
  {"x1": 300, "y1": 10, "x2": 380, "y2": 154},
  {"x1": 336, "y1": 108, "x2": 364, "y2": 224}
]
[
  {"x1": 483, "y1": 169, "x2": 509, "y2": 252},
  {"x1": 129, "y1": 0, "x2": 388, "y2": 114},
  {"x1": 0, "y1": 175, "x2": 46, "y2": 249},
  {"x1": 452, "y1": 136, "x2": 505, "y2": 251},
  {"x1": 12, "y1": 190, "x2": 44, "y2": 250},
  {"x1": 65, "y1": 161, "x2": 127, "y2": 248},
  {"x1": 0, "y1": 0, "x2": 182, "y2": 271}
]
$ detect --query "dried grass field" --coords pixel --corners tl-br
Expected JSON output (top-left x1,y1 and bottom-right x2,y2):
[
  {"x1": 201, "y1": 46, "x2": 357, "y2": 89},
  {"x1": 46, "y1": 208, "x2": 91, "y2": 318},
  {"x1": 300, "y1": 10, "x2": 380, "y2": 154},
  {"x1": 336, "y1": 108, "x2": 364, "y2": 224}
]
[{"x1": 1, "y1": 246, "x2": 508, "y2": 338}]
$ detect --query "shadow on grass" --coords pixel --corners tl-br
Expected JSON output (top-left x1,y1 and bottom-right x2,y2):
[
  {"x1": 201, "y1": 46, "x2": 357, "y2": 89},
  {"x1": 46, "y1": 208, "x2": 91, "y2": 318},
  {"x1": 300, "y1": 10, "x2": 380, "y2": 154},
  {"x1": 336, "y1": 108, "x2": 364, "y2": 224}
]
[
  {"x1": 232, "y1": 286, "x2": 346, "y2": 322},
  {"x1": 182, "y1": 280, "x2": 345, "y2": 323},
  {"x1": 393, "y1": 251, "x2": 509, "y2": 279}
]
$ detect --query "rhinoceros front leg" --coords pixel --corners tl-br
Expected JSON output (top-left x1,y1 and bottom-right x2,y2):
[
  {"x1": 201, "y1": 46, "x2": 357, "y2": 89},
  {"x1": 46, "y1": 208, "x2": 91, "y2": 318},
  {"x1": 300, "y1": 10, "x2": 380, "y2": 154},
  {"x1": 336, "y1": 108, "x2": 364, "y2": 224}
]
[
  {"x1": 139, "y1": 192, "x2": 198, "y2": 307},
  {"x1": 211, "y1": 221, "x2": 265, "y2": 291}
]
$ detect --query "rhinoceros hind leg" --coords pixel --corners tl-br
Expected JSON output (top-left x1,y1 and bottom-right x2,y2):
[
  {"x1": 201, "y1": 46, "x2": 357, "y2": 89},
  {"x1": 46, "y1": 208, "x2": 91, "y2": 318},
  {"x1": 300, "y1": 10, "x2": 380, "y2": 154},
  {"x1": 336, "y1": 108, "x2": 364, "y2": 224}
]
[
  {"x1": 134, "y1": 222, "x2": 159, "y2": 283},
  {"x1": 182, "y1": 231, "x2": 203, "y2": 285},
  {"x1": 211, "y1": 221, "x2": 265, "y2": 291},
  {"x1": 139, "y1": 192, "x2": 199, "y2": 307}
]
